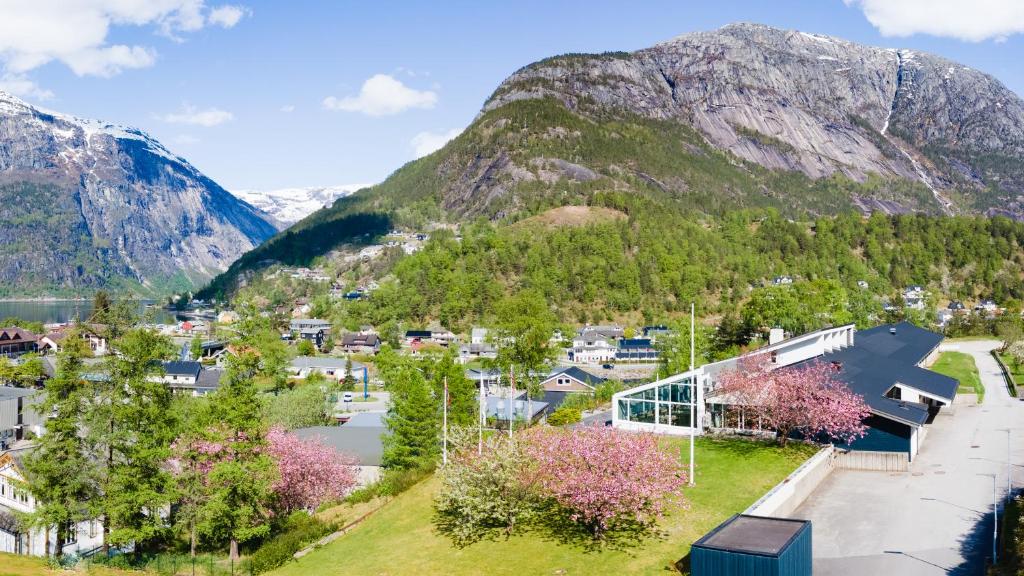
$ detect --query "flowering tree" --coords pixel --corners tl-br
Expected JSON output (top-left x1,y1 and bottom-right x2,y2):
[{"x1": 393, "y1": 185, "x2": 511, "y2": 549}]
[
  {"x1": 266, "y1": 426, "x2": 359, "y2": 513},
  {"x1": 715, "y1": 357, "x2": 870, "y2": 446},
  {"x1": 522, "y1": 426, "x2": 687, "y2": 537},
  {"x1": 434, "y1": 428, "x2": 541, "y2": 545}
]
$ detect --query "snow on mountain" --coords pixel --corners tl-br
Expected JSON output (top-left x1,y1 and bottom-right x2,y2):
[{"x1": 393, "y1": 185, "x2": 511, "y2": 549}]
[{"x1": 231, "y1": 184, "x2": 372, "y2": 225}]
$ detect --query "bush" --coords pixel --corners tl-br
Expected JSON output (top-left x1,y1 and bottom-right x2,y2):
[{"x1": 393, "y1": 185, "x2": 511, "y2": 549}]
[
  {"x1": 547, "y1": 406, "x2": 582, "y2": 426},
  {"x1": 247, "y1": 513, "x2": 336, "y2": 574},
  {"x1": 378, "y1": 464, "x2": 434, "y2": 497}
]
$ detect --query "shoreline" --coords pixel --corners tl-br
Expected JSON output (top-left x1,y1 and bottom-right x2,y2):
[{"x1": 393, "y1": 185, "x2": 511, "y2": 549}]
[{"x1": 0, "y1": 297, "x2": 90, "y2": 303}]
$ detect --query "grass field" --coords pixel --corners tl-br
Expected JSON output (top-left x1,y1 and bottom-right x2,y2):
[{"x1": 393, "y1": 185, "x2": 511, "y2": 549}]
[
  {"x1": 0, "y1": 553, "x2": 128, "y2": 576},
  {"x1": 932, "y1": 351, "x2": 985, "y2": 402},
  {"x1": 997, "y1": 353, "x2": 1022, "y2": 397},
  {"x1": 270, "y1": 438, "x2": 818, "y2": 576}
]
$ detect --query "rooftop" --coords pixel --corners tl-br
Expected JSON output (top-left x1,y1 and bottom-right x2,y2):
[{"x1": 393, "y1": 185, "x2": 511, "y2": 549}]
[
  {"x1": 294, "y1": 425, "x2": 383, "y2": 467},
  {"x1": 694, "y1": 514, "x2": 809, "y2": 556}
]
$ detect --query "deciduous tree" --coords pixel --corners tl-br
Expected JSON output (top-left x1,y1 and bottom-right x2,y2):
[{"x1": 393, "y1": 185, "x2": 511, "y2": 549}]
[{"x1": 266, "y1": 426, "x2": 358, "y2": 513}]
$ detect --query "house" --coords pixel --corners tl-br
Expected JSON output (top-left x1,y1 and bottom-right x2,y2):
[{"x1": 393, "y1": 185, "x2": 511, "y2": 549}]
[
  {"x1": 902, "y1": 285, "x2": 927, "y2": 310},
  {"x1": 471, "y1": 328, "x2": 489, "y2": 345},
  {"x1": 616, "y1": 338, "x2": 659, "y2": 362},
  {"x1": 937, "y1": 310, "x2": 955, "y2": 328},
  {"x1": 298, "y1": 328, "x2": 326, "y2": 350},
  {"x1": 642, "y1": 325, "x2": 672, "y2": 340},
  {"x1": 772, "y1": 275, "x2": 794, "y2": 286},
  {"x1": 0, "y1": 328, "x2": 39, "y2": 358},
  {"x1": 539, "y1": 366, "x2": 605, "y2": 393},
  {"x1": 289, "y1": 356, "x2": 367, "y2": 383},
  {"x1": 568, "y1": 332, "x2": 617, "y2": 364},
  {"x1": 0, "y1": 387, "x2": 43, "y2": 450},
  {"x1": 339, "y1": 332, "x2": 381, "y2": 355},
  {"x1": 403, "y1": 329, "x2": 456, "y2": 347},
  {"x1": 296, "y1": 412, "x2": 385, "y2": 486},
  {"x1": 154, "y1": 362, "x2": 222, "y2": 396},
  {"x1": 465, "y1": 368, "x2": 502, "y2": 392},
  {"x1": 613, "y1": 322, "x2": 956, "y2": 462},
  {"x1": 975, "y1": 299, "x2": 998, "y2": 314},
  {"x1": 576, "y1": 325, "x2": 624, "y2": 341},
  {"x1": 0, "y1": 448, "x2": 104, "y2": 556},
  {"x1": 457, "y1": 342, "x2": 497, "y2": 364},
  {"x1": 947, "y1": 301, "x2": 966, "y2": 312},
  {"x1": 38, "y1": 325, "x2": 108, "y2": 357},
  {"x1": 290, "y1": 319, "x2": 332, "y2": 333}
]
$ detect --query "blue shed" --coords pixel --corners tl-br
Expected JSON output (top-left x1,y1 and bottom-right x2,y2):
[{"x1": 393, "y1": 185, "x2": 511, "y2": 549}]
[{"x1": 691, "y1": 514, "x2": 812, "y2": 576}]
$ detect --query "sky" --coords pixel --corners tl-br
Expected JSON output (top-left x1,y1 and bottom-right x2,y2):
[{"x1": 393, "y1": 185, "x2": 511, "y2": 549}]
[{"x1": 1, "y1": 0, "x2": 1023, "y2": 191}]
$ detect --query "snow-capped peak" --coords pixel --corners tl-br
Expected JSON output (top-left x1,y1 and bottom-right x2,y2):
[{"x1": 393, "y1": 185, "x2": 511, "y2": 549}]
[{"x1": 231, "y1": 184, "x2": 373, "y2": 225}]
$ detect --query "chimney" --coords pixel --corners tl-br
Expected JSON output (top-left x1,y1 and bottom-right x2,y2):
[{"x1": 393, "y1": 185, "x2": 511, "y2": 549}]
[{"x1": 769, "y1": 328, "x2": 785, "y2": 346}]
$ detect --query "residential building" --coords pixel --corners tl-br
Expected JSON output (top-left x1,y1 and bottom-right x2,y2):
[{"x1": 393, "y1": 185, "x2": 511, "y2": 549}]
[
  {"x1": 975, "y1": 299, "x2": 998, "y2": 314},
  {"x1": 642, "y1": 325, "x2": 672, "y2": 340},
  {"x1": 296, "y1": 412, "x2": 384, "y2": 486},
  {"x1": 290, "y1": 319, "x2": 332, "y2": 333},
  {"x1": 568, "y1": 332, "x2": 617, "y2": 364},
  {"x1": 0, "y1": 448, "x2": 104, "y2": 556},
  {"x1": 616, "y1": 338, "x2": 659, "y2": 362},
  {"x1": 339, "y1": 332, "x2": 381, "y2": 355},
  {"x1": 902, "y1": 285, "x2": 927, "y2": 310},
  {"x1": 153, "y1": 362, "x2": 223, "y2": 396},
  {"x1": 485, "y1": 394, "x2": 549, "y2": 429},
  {"x1": 0, "y1": 328, "x2": 39, "y2": 358},
  {"x1": 576, "y1": 325, "x2": 624, "y2": 341},
  {"x1": 298, "y1": 328, "x2": 326, "y2": 350},
  {"x1": 614, "y1": 322, "x2": 955, "y2": 462},
  {"x1": 457, "y1": 342, "x2": 497, "y2": 364},
  {"x1": 38, "y1": 325, "x2": 108, "y2": 357},
  {"x1": 289, "y1": 356, "x2": 367, "y2": 383},
  {"x1": 540, "y1": 366, "x2": 605, "y2": 393},
  {"x1": 0, "y1": 387, "x2": 42, "y2": 450},
  {"x1": 772, "y1": 275, "x2": 794, "y2": 286},
  {"x1": 471, "y1": 328, "x2": 489, "y2": 345},
  {"x1": 947, "y1": 301, "x2": 966, "y2": 313},
  {"x1": 403, "y1": 329, "x2": 456, "y2": 347}
]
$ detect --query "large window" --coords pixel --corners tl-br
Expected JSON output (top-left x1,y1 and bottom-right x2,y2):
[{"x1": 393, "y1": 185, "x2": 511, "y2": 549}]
[{"x1": 616, "y1": 376, "x2": 697, "y2": 428}]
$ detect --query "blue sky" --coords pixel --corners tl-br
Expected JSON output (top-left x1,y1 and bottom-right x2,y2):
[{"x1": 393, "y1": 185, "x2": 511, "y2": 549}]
[{"x1": 3, "y1": 0, "x2": 1024, "y2": 190}]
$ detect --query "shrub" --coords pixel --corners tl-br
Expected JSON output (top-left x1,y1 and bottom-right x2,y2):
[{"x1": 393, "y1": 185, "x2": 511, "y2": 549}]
[
  {"x1": 247, "y1": 513, "x2": 335, "y2": 574},
  {"x1": 546, "y1": 406, "x2": 582, "y2": 426}
]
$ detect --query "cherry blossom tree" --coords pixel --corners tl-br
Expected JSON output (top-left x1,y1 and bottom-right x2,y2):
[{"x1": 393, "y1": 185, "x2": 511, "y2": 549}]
[
  {"x1": 714, "y1": 357, "x2": 870, "y2": 446},
  {"x1": 522, "y1": 425, "x2": 687, "y2": 537},
  {"x1": 266, "y1": 426, "x2": 359, "y2": 513}
]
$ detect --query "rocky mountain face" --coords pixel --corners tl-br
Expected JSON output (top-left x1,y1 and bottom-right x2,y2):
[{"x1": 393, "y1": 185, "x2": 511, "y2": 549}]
[
  {"x1": 485, "y1": 23, "x2": 1024, "y2": 217},
  {"x1": 231, "y1": 184, "x2": 371, "y2": 225},
  {"x1": 0, "y1": 91, "x2": 278, "y2": 296}
]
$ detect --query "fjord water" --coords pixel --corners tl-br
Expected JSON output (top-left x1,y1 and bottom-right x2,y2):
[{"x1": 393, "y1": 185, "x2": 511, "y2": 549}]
[{"x1": 0, "y1": 300, "x2": 177, "y2": 325}]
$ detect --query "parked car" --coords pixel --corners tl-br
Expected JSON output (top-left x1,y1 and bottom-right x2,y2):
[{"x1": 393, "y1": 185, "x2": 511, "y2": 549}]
[
  {"x1": 342, "y1": 392, "x2": 354, "y2": 402},
  {"x1": 602, "y1": 363, "x2": 614, "y2": 370}
]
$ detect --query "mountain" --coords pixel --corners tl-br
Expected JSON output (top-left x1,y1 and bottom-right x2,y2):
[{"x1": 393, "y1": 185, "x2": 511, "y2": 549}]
[
  {"x1": 231, "y1": 184, "x2": 372, "y2": 225},
  {"x1": 0, "y1": 91, "x2": 278, "y2": 297},
  {"x1": 199, "y1": 23, "x2": 1024, "y2": 298}
]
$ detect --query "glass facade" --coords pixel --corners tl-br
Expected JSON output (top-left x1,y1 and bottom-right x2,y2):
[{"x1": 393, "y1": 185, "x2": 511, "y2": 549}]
[{"x1": 616, "y1": 376, "x2": 698, "y2": 428}]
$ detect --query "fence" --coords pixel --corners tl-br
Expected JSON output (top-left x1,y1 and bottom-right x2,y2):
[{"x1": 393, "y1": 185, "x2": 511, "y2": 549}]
[
  {"x1": 84, "y1": 552, "x2": 251, "y2": 576},
  {"x1": 834, "y1": 449, "x2": 909, "y2": 472}
]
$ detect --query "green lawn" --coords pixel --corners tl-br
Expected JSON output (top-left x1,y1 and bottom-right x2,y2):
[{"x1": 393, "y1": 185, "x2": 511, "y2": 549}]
[
  {"x1": 997, "y1": 353, "x2": 1022, "y2": 397},
  {"x1": 932, "y1": 351, "x2": 984, "y2": 402},
  {"x1": 270, "y1": 438, "x2": 818, "y2": 576},
  {"x1": 0, "y1": 553, "x2": 129, "y2": 576}
]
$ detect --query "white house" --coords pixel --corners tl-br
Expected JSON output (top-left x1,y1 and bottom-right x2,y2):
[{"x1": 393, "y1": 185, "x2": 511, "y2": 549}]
[
  {"x1": 0, "y1": 448, "x2": 104, "y2": 557},
  {"x1": 289, "y1": 356, "x2": 366, "y2": 383},
  {"x1": 568, "y1": 332, "x2": 617, "y2": 364},
  {"x1": 0, "y1": 387, "x2": 43, "y2": 451}
]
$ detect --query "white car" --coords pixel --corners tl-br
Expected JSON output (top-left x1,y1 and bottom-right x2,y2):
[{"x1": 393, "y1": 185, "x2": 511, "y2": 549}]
[{"x1": 342, "y1": 392, "x2": 354, "y2": 402}]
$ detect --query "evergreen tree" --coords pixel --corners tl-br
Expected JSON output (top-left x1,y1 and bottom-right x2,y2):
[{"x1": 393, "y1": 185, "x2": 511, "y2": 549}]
[
  {"x1": 21, "y1": 332, "x2": 96, "y2": 558},
  {"x1": 341, "y1": 357, "x2": 357, "y2": 392},
  {"x1": 380, "y1": 348, "x2": 440, "y2": 470}
]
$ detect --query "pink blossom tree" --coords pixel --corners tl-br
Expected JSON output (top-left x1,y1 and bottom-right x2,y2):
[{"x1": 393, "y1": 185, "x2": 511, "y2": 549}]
[
  {"x1": 715, "y1": 357, "x2": 870, "y2": 446},
  {"x1": 522, "y1": 425, "x2": 687, "y2": 537},
  {"x1": 266, "y1": 426, "x2": 359, "y2": 513}
]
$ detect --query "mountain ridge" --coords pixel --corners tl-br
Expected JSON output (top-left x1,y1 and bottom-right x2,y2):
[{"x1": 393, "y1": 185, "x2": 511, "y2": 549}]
[{"x1": 0, "y1": 90, "x2": 278, "y2": 297}]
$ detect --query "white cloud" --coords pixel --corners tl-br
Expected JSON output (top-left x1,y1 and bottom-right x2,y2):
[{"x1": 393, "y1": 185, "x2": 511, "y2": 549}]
[
  {"x1": 323, "y1": 74, "x2": 438, "y2": 116},
  {"x1": 208, "y1": 5, "x2": 249, "y2": 28},
  {"x1": 279, "y1": 104, "x2": 295, "y2": 113},
  {"x1": 173, "y1": 134, "x2": 200, "y2": 145},
  {"x1": 158, "y1": 104, "x2": 234, "y2": 127},
  {"x1": 411, "y1": 128, "x2": 462, "y2": 158},
  {"x1": 0, "y1": 73, "x2": 54, "y2": 100},
  {"x1": 845, "y1": 0, "x2": 1024, "y2": 42},
  {"x1": 0, "y1": 1, "x2": 249, "y2": 81}
]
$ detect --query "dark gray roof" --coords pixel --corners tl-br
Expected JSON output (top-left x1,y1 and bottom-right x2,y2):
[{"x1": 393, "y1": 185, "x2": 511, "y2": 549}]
[
  {"x1": 547, "y1": 366, "x2": 605, "y2": 387},
  {"x1": 294, "y1": 425, "x2": 384, "y2": 467},
  {"x1": 694, "y1": 514, "x2": 809, "y2": 557},
  {"x1": 195, "y1": 369, "x2": 223, "y2": 389},
  {"x1": 0, "y1": 386, "x2": 36, "y2": 399},
  {"x1": 812, "y1": 322, "x2": 957, "y2": 426},
  {"x1": 854, "y1": 322, "x2": 943, "y2": 366},
  {"x1": 163, "y1": 361, "x2": 202, "y2": 377}
]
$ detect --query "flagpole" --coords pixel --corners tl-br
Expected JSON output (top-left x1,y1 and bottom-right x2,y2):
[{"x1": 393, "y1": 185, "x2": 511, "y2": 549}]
[
  {"x1": 478, "y1": 372, "x2": 484, "y2": 456},
  {"x1": 509, "y1": 365, "x2": 515, "y2": 439},
  {"x1": 690, "y1": 302, "x2": 696, "y2": 487},
  {"x1": 443, "y1": 375, "x2": 448, "y2": 467}
]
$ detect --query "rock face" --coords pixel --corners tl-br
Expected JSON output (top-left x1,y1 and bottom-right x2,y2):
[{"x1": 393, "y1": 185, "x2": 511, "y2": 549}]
[
  {"x1": 0, "y1": 91, "x2": 278, "y2": 295},
  {"x1": 486, "y1": 23, "x2": 1024, "y2": 216}
]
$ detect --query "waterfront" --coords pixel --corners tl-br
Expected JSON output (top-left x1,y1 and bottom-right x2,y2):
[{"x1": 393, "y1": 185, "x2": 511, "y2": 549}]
[{"x1": 0, "y1": 300, "x2": 178, "y2": 325}]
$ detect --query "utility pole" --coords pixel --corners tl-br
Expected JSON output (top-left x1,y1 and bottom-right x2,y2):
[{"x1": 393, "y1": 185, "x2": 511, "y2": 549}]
[
  {"x1": 689, "y1": 302, "x2": 696, "y2": 487},
  {"x1": 442, "y1": 375, "x2": 448, "y2": 466}
]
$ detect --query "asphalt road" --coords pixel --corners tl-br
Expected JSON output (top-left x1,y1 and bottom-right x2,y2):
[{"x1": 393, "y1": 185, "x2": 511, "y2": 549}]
[{"x1": 793, "y1": 340, "x2": 1022, "y2": 575}]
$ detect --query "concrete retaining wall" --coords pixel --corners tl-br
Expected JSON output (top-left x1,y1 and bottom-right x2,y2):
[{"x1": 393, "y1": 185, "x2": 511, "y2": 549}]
[
  {"x1": 834, "y1": 449, "x2": 909, "y2": 472},
  {"x1": 745, "y1": 445, "x2": 836, "y2": 517}
]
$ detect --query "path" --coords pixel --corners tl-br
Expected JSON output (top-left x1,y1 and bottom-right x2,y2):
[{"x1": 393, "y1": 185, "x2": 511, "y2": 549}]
[{"x1": 794, "y1": 340, "x2": 1021, "y2": 575}]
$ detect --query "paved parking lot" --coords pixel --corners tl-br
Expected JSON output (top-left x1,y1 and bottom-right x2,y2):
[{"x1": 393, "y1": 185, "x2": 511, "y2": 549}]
[{"x1": 793, "y1": 341, "x2": 1023, "y2": 575}]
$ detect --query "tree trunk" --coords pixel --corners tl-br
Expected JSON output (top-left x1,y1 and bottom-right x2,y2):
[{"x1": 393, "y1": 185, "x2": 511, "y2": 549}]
[
  {"x1": 45, "y1": 526, "x2": 51, "y2": 558},
  {"x1": 190, "y1": 520, "x2": 196, "y2": 558},
  {"x1": 229, "y1": 538, "x2": 239, "y2": 563}
]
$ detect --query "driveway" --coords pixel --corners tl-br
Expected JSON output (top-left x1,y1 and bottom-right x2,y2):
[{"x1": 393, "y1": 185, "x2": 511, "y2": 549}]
[
  {"x1": 793, "y1": 340, "x2": 1022, "y2": 575},
  {"x1": 334, "y1": 390, "x2": 389, "y2": 415}
]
